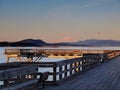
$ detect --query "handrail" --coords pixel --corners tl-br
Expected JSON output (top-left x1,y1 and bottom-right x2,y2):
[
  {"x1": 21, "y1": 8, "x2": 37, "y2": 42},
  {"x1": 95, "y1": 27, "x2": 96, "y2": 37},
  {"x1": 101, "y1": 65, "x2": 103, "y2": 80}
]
[
  {"x1": 0, "y1": 65, "x2": 38, "y2": 90},
  {"x1": 18, "y1": 50, "x2": 120, "y2": 85}
]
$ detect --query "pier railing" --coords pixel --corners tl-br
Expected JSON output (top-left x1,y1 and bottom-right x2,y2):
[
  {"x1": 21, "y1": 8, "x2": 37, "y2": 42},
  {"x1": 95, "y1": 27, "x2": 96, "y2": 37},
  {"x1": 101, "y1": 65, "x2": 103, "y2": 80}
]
[
  {"x1": 0, "y1": 64, "x2": 38, "y2": 90},
  {"x1": 4, "y1": 49, "x2": 82, "y2": 55},
  {"x1": 19, "y1": 50, "x2": 120, "y2": 85},
  {"x1": 19, "y1": 56, "x2": 102, "y2": 85}
]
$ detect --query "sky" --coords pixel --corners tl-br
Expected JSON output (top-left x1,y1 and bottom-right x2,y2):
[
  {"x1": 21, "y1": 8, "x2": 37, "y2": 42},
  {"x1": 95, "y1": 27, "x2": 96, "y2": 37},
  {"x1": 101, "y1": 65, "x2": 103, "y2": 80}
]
[{"x1": 0, "y1": 0, "x2": 120, "y2": 43}]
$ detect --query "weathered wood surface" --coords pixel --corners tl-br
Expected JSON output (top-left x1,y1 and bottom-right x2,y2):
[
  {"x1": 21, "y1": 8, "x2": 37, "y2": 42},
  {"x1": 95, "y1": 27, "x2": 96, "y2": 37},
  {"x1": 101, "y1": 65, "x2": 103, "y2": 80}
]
[
  {"x1": 20, "y1": 56, "x2": 102, "y2": 85},
  {"x1": 1, "y1": 79, "x2": 38, "y2": 90},
  {"x1": 0, "y1": 66, "x2": 37, "y2": 80},
  {"x1": 41, "y1": 56, "x2": 120, "y2": 90},
  {"x1": 0, "y1": 62, "x2": 21, "y2": 70},
  {"x1": 0, "y1": 65, "x2": 38, "y2": 90}
]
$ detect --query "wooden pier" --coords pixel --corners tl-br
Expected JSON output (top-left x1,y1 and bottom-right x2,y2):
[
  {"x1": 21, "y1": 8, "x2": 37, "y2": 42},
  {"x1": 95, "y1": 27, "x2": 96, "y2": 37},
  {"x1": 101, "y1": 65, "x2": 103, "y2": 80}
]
[
  {"x1": 4, "y1": 47, "x2": 120, "y2": 62},
  {"x1": 1, "y1": 47, "x2": 120, "y2": 90},
  {"x1": 18, "y1": 50, "x2": 120, "y2": 86},
  {"x1": 41, "y1": 56, "x2": 120, "y2": 90}
]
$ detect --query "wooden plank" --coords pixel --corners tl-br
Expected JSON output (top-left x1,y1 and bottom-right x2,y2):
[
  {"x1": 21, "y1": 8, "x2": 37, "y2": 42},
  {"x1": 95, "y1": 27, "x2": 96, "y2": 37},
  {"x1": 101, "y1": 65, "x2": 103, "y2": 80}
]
[
  {"x1": 56, "y1": 58, "x2": 83, "y2": 66},
  {"x1": 20, "y1": 62, "x2": 56, "y2": 67},
  {"x1": 53, "y1": 67, "x2": 57, "y2": 82},
  {"x1": 0, "y1": 62, "x2": 20, "y2": 67},
  {"x1": 0, "y1": 66, "x2": 37, "y2": 80},
  {"x1": 1, "y1": 79, "x2": 38, "y2": 90},
  {"x1": 70, "y1": 63, "x2": 73, "y2": 75}
]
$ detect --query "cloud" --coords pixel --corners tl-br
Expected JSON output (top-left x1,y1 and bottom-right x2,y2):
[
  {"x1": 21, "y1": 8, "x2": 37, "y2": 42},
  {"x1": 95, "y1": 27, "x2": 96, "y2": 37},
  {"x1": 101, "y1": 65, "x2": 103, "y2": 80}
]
[
  {"x1": 47, "y1": 0, "x2": 102, "y2": 17},
  {"x1": 48, "y1": 0, "x2": 117, "y2": 13},
  {"x1": 47, "y1": 0, "x2": 119, "y2": 20}
]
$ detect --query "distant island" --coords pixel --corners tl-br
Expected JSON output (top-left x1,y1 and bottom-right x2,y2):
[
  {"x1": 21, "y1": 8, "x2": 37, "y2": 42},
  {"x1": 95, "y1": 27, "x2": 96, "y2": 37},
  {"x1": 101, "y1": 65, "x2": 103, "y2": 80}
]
[{"x1": 0, "y1": 39, "x2": 120, "y2": 47}]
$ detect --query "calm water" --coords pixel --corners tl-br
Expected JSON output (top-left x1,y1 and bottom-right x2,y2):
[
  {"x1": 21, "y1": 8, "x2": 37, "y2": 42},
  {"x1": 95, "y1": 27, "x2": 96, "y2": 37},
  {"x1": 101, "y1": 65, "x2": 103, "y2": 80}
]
[{"x1": 0, "y1": 47, "x2": 6, "y2": 63}]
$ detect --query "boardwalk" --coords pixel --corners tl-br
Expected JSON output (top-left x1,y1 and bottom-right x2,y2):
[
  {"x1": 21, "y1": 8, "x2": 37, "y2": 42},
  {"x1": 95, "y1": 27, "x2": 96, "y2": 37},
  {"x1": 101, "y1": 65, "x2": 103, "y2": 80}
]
[{"x1": 41, "y1": 56, "x2": 120, "y2": 90}]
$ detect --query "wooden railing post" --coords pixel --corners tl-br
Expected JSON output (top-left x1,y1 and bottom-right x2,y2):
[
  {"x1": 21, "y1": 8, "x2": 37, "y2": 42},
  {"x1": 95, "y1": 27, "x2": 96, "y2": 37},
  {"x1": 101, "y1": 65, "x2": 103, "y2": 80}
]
[
  {"x1": 59, "y1": 66, "x2": 62, "y2": 80},
  {"x1": 70, "y1": 63, "x2": 73, "y2": 75},
  {"x1": 65, "y1": 65, "x2": 67, "y2": 77},
  {"x1": 75, "y1": 62, "x2": 77, "y2": 73},
  {"x1": 53, "y1": 66, "x2": 57, "y2": 84},
  {"x1": 78, "y1": 61, "x2": 80, "y2": 72},
  {"x1": 73, "y1": 63, "x2": 75, "y2": 73}
]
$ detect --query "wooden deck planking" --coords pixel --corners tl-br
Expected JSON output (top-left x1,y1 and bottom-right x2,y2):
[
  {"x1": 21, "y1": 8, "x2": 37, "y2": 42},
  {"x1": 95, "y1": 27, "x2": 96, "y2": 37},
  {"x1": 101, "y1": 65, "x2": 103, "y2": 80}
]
[
  {"x1": 93, "y1": 61, "x2": 120, "y2": 90},
  {"x1": 40, "y1": 57, "x2": 120, "y2": 90}
]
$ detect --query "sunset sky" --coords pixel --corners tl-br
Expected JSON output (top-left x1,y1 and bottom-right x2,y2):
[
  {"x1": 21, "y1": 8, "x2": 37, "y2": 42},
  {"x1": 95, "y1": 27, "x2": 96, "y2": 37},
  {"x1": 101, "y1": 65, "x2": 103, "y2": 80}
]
[{"x1": 0, "y1": 0, "x2": 120, "y2": 43}]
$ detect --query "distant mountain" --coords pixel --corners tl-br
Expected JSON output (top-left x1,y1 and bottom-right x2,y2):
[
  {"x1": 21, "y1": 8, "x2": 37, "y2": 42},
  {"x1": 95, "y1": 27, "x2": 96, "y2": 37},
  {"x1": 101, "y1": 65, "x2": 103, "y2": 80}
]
[
  {"x1": 0, "y1": 39, "x2": 120, "y2": 47},
  {"x1": 18, "y1": 39, "x2": 47, "y2": 46},
  {"x1": 74, "y1": 39, "x2": 120, "y2": 46},
  {"x1": 0, "y1": 39, "x2": 48, "y2": 47}
]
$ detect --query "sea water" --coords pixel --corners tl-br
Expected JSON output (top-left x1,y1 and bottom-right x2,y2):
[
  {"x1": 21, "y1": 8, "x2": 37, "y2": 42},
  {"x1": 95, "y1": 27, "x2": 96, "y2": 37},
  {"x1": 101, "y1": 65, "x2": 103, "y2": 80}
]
[{"x1": 0, "y1": 47, "x2": 6, "y2": 63}]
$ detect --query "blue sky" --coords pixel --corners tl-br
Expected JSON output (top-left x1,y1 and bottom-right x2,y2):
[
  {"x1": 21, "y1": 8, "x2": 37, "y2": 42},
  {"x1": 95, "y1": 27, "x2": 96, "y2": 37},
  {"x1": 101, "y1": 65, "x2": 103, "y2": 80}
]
[{"x1": 0, "y1": 0, "x2": 120, "y2": 42}]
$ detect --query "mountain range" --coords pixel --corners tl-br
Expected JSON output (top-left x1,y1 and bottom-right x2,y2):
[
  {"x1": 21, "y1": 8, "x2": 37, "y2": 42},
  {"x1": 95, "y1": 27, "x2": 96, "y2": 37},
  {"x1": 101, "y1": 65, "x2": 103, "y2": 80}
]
[{"x1": 0, "y1": 39, "x2": 120, "y2": 47}]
